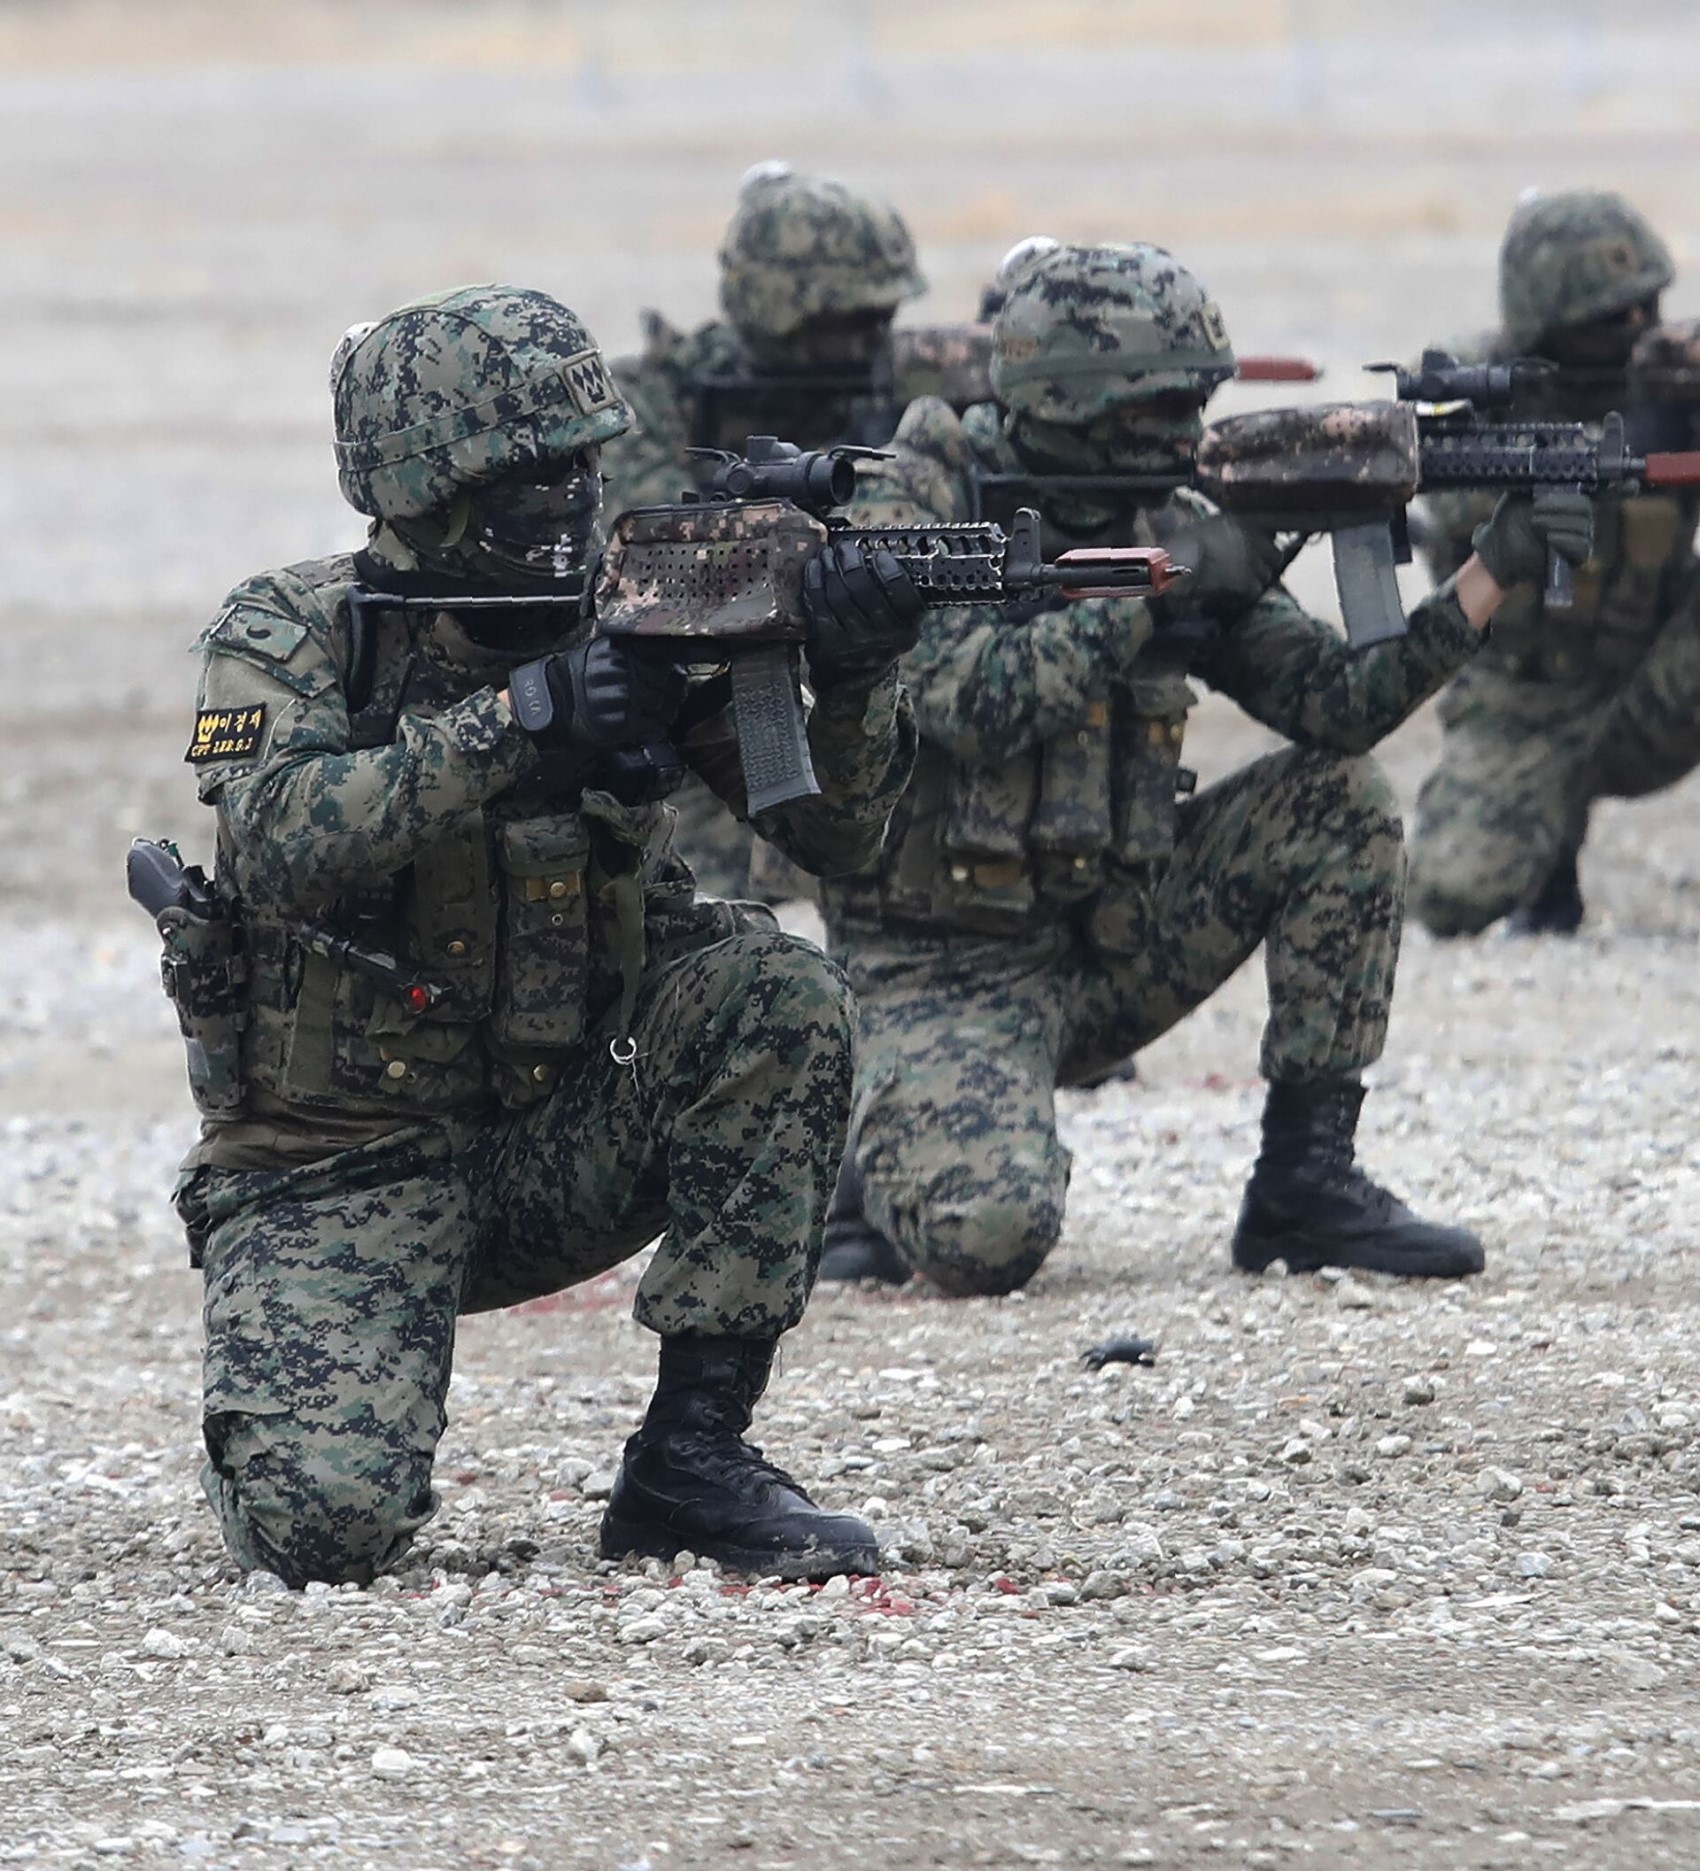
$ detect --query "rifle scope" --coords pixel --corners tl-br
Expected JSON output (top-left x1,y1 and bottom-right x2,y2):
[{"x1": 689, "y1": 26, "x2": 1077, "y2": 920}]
[{"x1": 709, "y1": 436, "x2": 859, "y2": 518}]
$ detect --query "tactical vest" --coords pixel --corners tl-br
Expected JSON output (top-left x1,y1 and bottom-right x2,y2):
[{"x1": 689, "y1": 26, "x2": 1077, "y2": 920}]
[
  {"x1": 196, "y1": 562, "x2": 740, "y2": 1126},
  {"x1": 831, "y1": 622, "x2": 1196, "y2": 954},
  {"x1": 827, "y1": 408, "x2": 1204, "y2": 951},
  {"x1": 1482, "y1": 488, "x2": 1699, "y2": 684}
]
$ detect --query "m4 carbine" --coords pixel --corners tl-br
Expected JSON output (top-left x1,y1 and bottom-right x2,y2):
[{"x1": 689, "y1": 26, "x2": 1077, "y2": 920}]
[
  {"x1": 1194, "y1": 349, "x2": 1700, "y2": 648},
  {"x1": 592, "y1": 436, "x2": 1185, "y2": 813},
  {"x1": 892, "y1": 324, "x2": 1321, "y2": 409}
]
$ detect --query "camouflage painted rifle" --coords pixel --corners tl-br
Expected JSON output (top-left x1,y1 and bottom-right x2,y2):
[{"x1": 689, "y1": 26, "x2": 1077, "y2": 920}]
[
  {"x1": 593, "y1": 436, "x2": 1185, "y2": 813},
  {"x1": 1194, "y1": 350, "x2": 1700, "y2": 647},
  {"x1": 893, "y1": 323, "x2": 1320, "y2": 411}
]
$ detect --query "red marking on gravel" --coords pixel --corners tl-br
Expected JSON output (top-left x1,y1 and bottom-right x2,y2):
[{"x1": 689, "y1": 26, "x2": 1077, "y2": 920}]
[{"x1": 515, "y1": 1272, "x2": 629, "y2": 1315}]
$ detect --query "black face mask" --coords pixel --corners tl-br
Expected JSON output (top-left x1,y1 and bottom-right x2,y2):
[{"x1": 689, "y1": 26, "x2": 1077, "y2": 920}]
[
  {"x1": 1542, "y1": 295, "x2": 1661, "y2": 373},
  {"x1": 1526, "y1": 295, "x2": 1663, "y2": 419},
  {"x1": 1002, "y1": 394, "x2": 1210, "y2": 535},
  {"x1": 465, "y1": 454, "x2": 604, "y2": 586},
  {"x1": 737, "y1": 308, "x2": 895, "y2": 374}
]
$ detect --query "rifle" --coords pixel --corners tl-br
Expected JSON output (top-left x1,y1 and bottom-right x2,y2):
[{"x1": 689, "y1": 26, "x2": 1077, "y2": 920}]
[
  {"x1": 592, "y1": 436, "x2": 1185, "y2": 813},
  {"x1": 1192, "y1": 349, "x2": 1700, "y2": 647},
  {"x1": 893, "y1": 323, "x2": 1319, "y2": 412}
]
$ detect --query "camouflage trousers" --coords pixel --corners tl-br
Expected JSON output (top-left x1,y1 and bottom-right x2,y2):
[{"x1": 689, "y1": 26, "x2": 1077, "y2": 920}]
[
  {"x1": 828, "y1": 748, "x2": 1404, "y2": 1297},
  {"x1": 180, "y1": 928, "x2": 853, "y2": 1587},
  {"x1": 1410, "y1": 596, "x2": 1700, "y2": 934},
  {"x1": 671, "y1": 774, "x2": 815, "y2": 905}
]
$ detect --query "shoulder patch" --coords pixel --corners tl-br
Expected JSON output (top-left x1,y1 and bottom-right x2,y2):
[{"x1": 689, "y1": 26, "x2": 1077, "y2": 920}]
[
  {"x1": 207, "y1": 609, "x2": 312, "y2": 665},
  {"x1": 186, "y1": 704, "x2": 267, "y2": 765}
]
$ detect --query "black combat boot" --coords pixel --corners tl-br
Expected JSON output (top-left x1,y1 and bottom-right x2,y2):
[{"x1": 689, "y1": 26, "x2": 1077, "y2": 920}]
[
  {"x1": 817, "y1": 1152, "x2": 911, "y2": 1285},
  {"x1": 1505, "y1": 845, "x2": 1585, "y2": 936},
  {"x1": 1230, "y1": 1077, "x2": 1484, "y2": 1279},
  {"x1": 599, "y1": 1335, "x2": 880, "y2": 1579}
]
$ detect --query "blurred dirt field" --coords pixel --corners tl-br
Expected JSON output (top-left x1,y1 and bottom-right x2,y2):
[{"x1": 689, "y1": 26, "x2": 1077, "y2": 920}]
[{"x1": 6, "y1": 4, "x2": 1700, "y2": 1867}]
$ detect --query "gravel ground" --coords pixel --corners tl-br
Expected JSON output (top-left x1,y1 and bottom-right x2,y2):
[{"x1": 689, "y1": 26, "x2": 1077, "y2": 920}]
[{"x1": 6, "y1": 7, "x2": 1700, "y2": 1867}]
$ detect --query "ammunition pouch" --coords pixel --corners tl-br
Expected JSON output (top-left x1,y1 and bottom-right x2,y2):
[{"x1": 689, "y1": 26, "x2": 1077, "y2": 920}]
[
  {"x1": 491, "y1": 818, "x2": 592, "y2": 1052},
  {"x1": 864, "y1": 674, "x2": 1195, "y2": 938},
  {"x1": 157, "y1": 904, "x2": 249, "y2": 1118},
  {"x1": 1114, "y1": 677, "x2": 1194, "y2": 863}
]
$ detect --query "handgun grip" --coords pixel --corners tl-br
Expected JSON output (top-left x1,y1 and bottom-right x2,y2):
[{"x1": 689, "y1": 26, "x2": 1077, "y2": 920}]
[
  {"x1": 1545, "y1": 545, "x2": 1576, "y2": 611},
  {"x1": 127, "y1": 838, "x2": 185, "y2": 922},
  {"x1": 731, "y1": 646, "x2": 820, "y2": 816}
]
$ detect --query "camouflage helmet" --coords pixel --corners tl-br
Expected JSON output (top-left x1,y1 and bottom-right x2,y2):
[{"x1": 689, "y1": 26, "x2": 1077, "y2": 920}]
[
  {"x1": 717, "y1": 162, "x2": 926, "y2": 342},
  {"x1": 977, "y1": 234, "x2": 1060, "y2": 322},
  {"x1": 990, "y1": 242, "x2": 1236, "y2": 423},
  {"x1": 1499, "y1": 189, "x2": 1674, "y2": 350},
  {"x1": 331, "y1": 284, "x2": 631, "y2": 521}
]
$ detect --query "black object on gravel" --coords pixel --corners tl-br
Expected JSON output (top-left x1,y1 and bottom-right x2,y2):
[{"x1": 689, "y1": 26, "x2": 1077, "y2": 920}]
[{"x1": 1082, "y1": 1334, "x2": 1159, "y2": 1370}]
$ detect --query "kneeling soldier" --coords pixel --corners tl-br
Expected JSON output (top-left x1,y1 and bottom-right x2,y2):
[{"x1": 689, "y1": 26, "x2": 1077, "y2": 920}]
[
  {"x1": 167, "y1": 285, "x2": 921, "y2": 1585},
  {"x1": 818, "y1": 243, "x2": 1592, "y2": 1295}
]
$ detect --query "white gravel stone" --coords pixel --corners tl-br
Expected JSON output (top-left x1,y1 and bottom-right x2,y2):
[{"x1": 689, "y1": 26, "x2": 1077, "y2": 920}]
[{"x1": 1480, "y1": 1468, "x2": 1526, "y2": 1504}]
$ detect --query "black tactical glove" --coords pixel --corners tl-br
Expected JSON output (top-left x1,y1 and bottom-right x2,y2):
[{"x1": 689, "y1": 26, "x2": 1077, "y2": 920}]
[
  {"x1": 509, "y1": 636, "x2": 688, "y2": 800},
  {"x1": 1153, "y1": 511, "x2": 1287, "y2": 622},
  {"x1": 1471, "y1": 489, "x2": 1595, "y2": 589},
  {"x1": 800, "y1": 539, "x2": 926, "y2": 696}
]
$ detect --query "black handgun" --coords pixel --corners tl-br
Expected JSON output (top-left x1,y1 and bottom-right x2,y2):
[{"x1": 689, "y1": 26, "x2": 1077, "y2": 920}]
[{"x1": 127, "y1": 838, "x2": 221, "y2": 925}]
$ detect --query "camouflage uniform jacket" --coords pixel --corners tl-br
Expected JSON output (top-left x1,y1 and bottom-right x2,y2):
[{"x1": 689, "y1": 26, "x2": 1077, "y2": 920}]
[
  {"x1": 1416, "y1": 330, "x2": 1700, "y2": 687},
  {"x1": 185, "y1": 541, "x2": 915, "y2": 1167},
  {"x1": 822, "y1": 397, "x2": 1482, "y2": 941},
  {"x1": 604, "y1": 315, "x2": 945, "y2": 514}
]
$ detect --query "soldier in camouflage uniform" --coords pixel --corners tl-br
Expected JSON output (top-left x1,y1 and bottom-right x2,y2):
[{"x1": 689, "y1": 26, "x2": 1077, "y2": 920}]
[
  {"x1": 601, "y1": 163, "x2": 927, "y2": 902},
  {"x1": 168, "y1": 285, "x2": 923, "y2": 1586},
  {"x1": 815, "y1": 243, "x2": 1594, "y2": 1296},
  {"x1": 1409, "y1": 189, "x2": 1700, "y2": 936}
]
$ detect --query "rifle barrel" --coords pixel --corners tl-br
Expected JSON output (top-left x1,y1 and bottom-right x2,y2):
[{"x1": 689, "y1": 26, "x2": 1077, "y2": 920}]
[
  {"x1": 1640, "y1": 450, "x2": 1700, "y2": 487},
  {"x1": 1236, "y1": 357, "x2": 1321, "y2": 383}
]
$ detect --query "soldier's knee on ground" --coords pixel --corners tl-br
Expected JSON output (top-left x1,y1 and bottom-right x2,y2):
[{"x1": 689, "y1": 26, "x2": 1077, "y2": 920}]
[
  {"x1": 1407, "y1": 872, "x2": 1505, "y2": 939},
  {"x1": 203, "y1": 1409, "x2": 435, "y2": 1589},
  {"x1": 874, "y1": 1159, "x2": 1066, "y2": 1299},
  {"x1": 1407, "y1": 813, "x2": 1536, "y2": 937}
]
